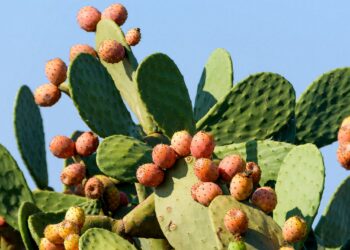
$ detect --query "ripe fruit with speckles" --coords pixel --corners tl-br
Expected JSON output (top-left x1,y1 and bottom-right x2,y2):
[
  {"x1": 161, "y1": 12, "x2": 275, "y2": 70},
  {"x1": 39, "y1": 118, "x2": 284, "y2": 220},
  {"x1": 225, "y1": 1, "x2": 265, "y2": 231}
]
[
  {"x1": 194, "y1": 158, "x2": 219, "y2": 182},
  {"x1": 70, "y1": 44, "x2": 97, "y2": 61},
  {"x1": 338, "y1": 127, "x2": 350, "y2": 145},
  {"x1": 230, "y1": 172, "x2": 253, "y2": 201},
  {"x1": 282, "y1": 216, "x2": 307, "y2": 243},
  {"x1": 60, "y1": 163, "x2": 86, "y2": 186},
  {"x1": 125, "y1": 28, "x2": 141, "y2": 46},
  {"x1": 84, "y1": 177, "x2": 104, "y2": 199},
  {"x1": 45, "y1": 58, "x2": 67, "y2": 86},
  {"x1": 190, "y1": 131, "x2": 215, "y2": 158},
  {"x1": 136, "y1": 163, "x2": 164, "y2": 187},
  {"x1": 191, "y1": 182, "x2": 203, "y2": 201},
  {"x1": 152, "y1": 144, "x2": 177, "y2": 169},
  {"x1": 228, "y1": 240, "x2": 247, "y2": 250},
  {"x1": 44, "y1": 224, "x2": 63, "y2": 244},
  {"x1": 98, "y1": 39, "x2": 125, "y2": 63},
  {"x1": 245, "y1": 162, "x2": 261, "y2": 185},
  {"x1": 34, "y1": 83, "x2": 61, "y2": 107},
  {"x1": 195, "y1": 182, "x2": 222, "y2": 206},
  {"x1": 65, "y1": 206, "x2": 85, "y2": 228},
  {"x1": 75, "y1": 131, "x2": 99, "y2": 157},
  {"x1": 224, "y1": 208, "x2": 249, "y2": 235},
  {"x1": 251, "y1": 187, "x2": 277, "y2": 213},
  {"x1": 64, "y1": 234, "x2": 79, "y2": 250},
  {"x1": 119, "y1": 191, "x2": 129, "y2": 206},
  {"x1": 0, "y1": 216, "x2": 6, "y2": 227},
  {"x1": 58, "y1": 220, "x2": 80, "y2": 240},
  {"x1": 49, "y1": 136, "x2": 76, "y2": 158},
  {"x1": 102, "y1": 3, "x2": 128, "y2": 26},
  {"x1": 39, "y1": 238, "x2": 64, "y2": 250},
  {"x1": 77, "y1": 6, "x2": 101, "y2": 32},
  {"x1": 218, "y1": 155, "x2": 245, "y2": 182},
  {"x1": 336, "y1": 144, "x2": 350, "y2": 170},
  {"x1": 171, "y1": 130, "x2": 192, "y2": 157},
  {"x1": 279, "y1": 246, "x2": 295, "y2": 250}
]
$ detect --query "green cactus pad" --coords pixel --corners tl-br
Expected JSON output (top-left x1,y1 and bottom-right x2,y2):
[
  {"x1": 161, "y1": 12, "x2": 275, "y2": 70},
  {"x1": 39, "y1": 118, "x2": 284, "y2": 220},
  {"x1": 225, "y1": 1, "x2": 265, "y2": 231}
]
[
  {"x1": 81, "y1": 216, "x2": 113, "y2": 235},
  {"x1": 96, "y1": 19, "x2": 156, "y2": 135},
  {"x1": 18, "y1": 202, "x2": 41, "y2": 250},
  {"x1": 0, "y1": 144, "x2": 33, "y2": 230},
  {"x1": 28, "y1": 211, "x2": 65, "y2": 245},
  {"x1": 155, "y1": 157, "x2": 218, "y2": 249},
  {"x1": 135, "y1": 53, "x2": 195, "y2": 137},
  {"x1": 214, "y1": 140, "x2": 294, "y2": 186},
  {"x1": 69, "y1": 54, "x2": 138, "y2": 138},
  {"x1": 272, "y1": 115, "x2": 296, "y2": 143},
  {"x1": 295, "y1": 68, "x2": 350, "y2": 147},
  {"x1": 134, "y1": 238, "x2": 172, "y2": 250},
  {"x1": 208, "y1": 195, "x2": 283, "y2": 249},
  {"x1": 197, "y1": 72, "x2": 295, "y2": 146},
  {"x1": 79, "y1": 228, "x2": 137, "y2": 250},
  {"x1": 273, "y1": 144, "x2": 325, "y2": 240},
  {"x1": 14, "y1": 85, "x2": 48, "y2": 189},
  {"x1": 194, "y1": 48, "x2": 233, "y2": 121},
  {"x1": 96, "y1": 135, "x2": 152, "y2": 182},
  {"x1": 315, "y1": 176, "x2": 350, "y2": 248}
]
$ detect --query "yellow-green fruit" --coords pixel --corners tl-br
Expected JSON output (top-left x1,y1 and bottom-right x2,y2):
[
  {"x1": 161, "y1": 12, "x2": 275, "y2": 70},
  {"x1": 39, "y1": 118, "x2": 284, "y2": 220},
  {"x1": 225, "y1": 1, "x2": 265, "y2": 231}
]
[
  {"x1": 39, "y1": 238, "x2": 64, "y2": 250},
  {"x1": 58, "y1": 220, "x2": 80, "y2": 240},
  {"x1": 65, "y1": 207, "x2": 85, "y2": 228},
  {"x1": 95, "y1": 175, "x2": 120, "y2": 212},
  {"x1": 279, "y1": 246, "x2": 295, "y2": 250},
  {"x1": 44, "y1": 224, "x2": 64, "y2": 244},
  {"x1": 64, "y1": 234, "x2": 80, "y2": 250},
  {"x1": 282, "y1": 216, "x2": 307, "y2": 243}
]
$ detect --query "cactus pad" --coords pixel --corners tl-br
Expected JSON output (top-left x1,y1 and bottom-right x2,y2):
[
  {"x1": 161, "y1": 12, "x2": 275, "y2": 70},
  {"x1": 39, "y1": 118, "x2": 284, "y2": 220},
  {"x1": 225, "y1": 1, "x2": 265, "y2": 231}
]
[
  {"x1": 79, "y1": 228, "x2": 137, "y2": 250},
  {"x1": 14, "y1": 85, "x2": 48, "y2": 189},
  {"x1": 134, "y1": 238, "x2": 172, "y2": 250},
  {"x1": 209, "y1": 195, "x2": 283, "y2": 249},
  {"x1": 69, "y1": 54, "x2": 137, "y2": 138},
  {"x1": 135, "y1": 53, "x2": 195, "y2": 137},
  {"x1": 196, "y1": 72, "x2": 295, "y2": 146},
  {"x1": 96, "y1": 135, "x2": 152, "y2": 182},
  {"x1": 18, "y1": 202, "x2": 41, "y2": 250},
  {"x1": 295, "y1": 68, "x2": 350, "y2": 147},
  {"x1": 0, "y1": 144, "x2": 33, "y2": 230},
  {"x1": 194, "y1": 48, "x2": 233, "y2": 121}
]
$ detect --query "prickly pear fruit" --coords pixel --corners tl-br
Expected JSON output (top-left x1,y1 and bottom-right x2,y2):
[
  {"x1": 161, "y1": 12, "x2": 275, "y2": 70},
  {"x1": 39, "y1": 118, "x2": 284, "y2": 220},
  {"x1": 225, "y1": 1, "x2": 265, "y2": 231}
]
[
  {"x1": 119, "y1": 191, "x2": 129, "y2": 206},
  {"x1": 34, "y1": 83, "x2": 61, "y2": 107},
  {"x1": 338, "y1": 127, "x2": 350, "y2": 145},
  {"x1": 230, "y1": 172, "x2": 253, "y2": 201},
  {"x1": 251, "y1": 186, "x2": 277, "y2": 213},
  {"x1": 64, "y1": 234, "x2": 79, "y2": 250},
  {"x1": 49, "y1": 136, "x2": 76, "y2": 159},
  {"x1": 194, "y1": 158, "x2": 219, "y2": 182},
  {"x1": 228, "y1": 240, "x2": 247, "y2": 250},
  {"x1": 75, "y1": 131, "x2": 99, "y2": 157},
  {"x1": 39, "y1": 238, "x2": 64, "y2": 250},
  {"x1": 98, "y1": 39, "x2": 125, "y2": 63},
  {"x1": 152, "y1": 144, "x2": 177, "y2": 169},
  {"x1": 65, "y1": 207, "x2": 85, "y2": 229},
  {"x1": 195, "y1": 182, "x2": 222, "y2": 206},
  {"x1": 45, "y1": 58, "x2": 67, "y2": 86},
  {"x1": 125, "y1": 28, "x2": 141, "y2": 46},
  {"x1": 336, "y1": 144, "x2": 350, "y2": 170},
  {"x1": 245, "y1": 162, "x2": 261, "y2": 185},
  {"x1": 136, "y1": 163, "x2": 164, "y2": 187},
  {"x1": 190, "y1": 131, "x2": 215, "y2": 158},
  {"x1": 282, "y1": 216, "x2": 307, "y2": 243},
  {"x1": 0, "y1": 216, "x2": 6, "y2": 227},
  {"x1": 341, "y1": 116, "x2": 350, "y2": 128},
  {"x1": 84, "y1": 177, "x2": 104, "y2": 199},
  {"x1": 77, "y1": 6, "x2": 101, "y2": 32},
  {"x1": 171, "y1": 130, "x2": 192, "y2": 157},
  {"x1": 218, "y1": 155, "x2": 245, "y2": 182},
  {"x1": 58, "y1": 220, "x2": 80, "y2": 240},
  {"x1": 70, "y1": 44, "x2": 97, "y2": 61},
  {"x1": 103, "y1": 184, "x2": 120, "y2": 212},
  {"x1": 102, "y1": 3, "x2": 128, "y2": 26},
  {"x1": 44, "y1": 224, "x2": 64, "y2": 244},
  {"x1": 60, "y1": 163, "x2": 86, "y2": 186},
  {"x1": 191, "y1": 182, "x2": 203, "y2": 201},
  {"x1": 224, "y1": 208, "x2": 248, "y2": 235},
  {"x1": 279, "y1": 246, "x2": 295, "y2": 250}
]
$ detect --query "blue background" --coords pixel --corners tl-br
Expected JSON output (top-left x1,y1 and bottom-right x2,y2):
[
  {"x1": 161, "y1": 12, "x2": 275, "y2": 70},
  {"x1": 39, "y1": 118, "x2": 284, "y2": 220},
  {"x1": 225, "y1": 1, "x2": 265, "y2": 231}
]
[{"x1": 1, "y1": 1, "x2": 349, "y2": 225}]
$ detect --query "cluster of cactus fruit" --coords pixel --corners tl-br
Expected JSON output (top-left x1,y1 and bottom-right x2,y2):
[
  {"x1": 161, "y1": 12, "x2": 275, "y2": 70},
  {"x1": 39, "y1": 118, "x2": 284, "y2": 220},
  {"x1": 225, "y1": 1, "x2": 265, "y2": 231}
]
[{"x1": 2, "y1": 2, "x2": 350, "y2": 250}]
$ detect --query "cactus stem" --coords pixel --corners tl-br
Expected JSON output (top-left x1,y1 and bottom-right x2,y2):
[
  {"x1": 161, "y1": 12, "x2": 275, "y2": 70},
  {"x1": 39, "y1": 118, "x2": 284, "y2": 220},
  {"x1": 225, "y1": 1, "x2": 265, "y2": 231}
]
[{"x1": 58, "y1": 82, "x2": 71, "y2": 97}]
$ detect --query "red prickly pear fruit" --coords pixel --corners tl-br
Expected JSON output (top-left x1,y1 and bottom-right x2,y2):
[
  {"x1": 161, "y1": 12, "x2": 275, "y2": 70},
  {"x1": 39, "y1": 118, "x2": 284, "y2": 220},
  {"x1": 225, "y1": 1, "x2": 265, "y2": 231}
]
[
  {"x1": 102, "y1": 3, "x2": 128, "y2": 26},
  {"x1": 191, "y1": 182, "x2": 203, "y2": 201},
  {"x1": 49, "y1": 136, "x2": 76, "y2": 159},
  {"x1": 34, "y1": 83, "x2": 61, "y2": 107},
  {"x1": 58, "y1": 220, "x2": 80, "y2": 240},
  {"x1": 39, "y1": 238, "x2": 64, "y2": 250},
  {"x1": 282, "y1": 216, "x2": 307, "y2": 243},
  {"x1": 337, "y1": 144, "x2": 350, "y2": 170},
  {"x1": 195, "y1": 182, "x2": 222, "y2": 206},
  {"x1": 224, "y1": 208, "x2": 249, "y2": 235},
  {"x1": 119, "y1": 191, "x2": 129, "y2": 206},
  {"x1": 230, "y1": 172, "x2": 253, "y2": 201},
  {"x1": 45, "y1": 58, "x2": 67, "y2": 86},
  {"x1": 84, "y1": 177, "x2": 104, "y2": 199},
  {"x1": 65, "y1": 207, "x2": 85, "y2": 229},
  {"x1": 98, "y1": 40, "x2": 125, "y2": 64},
  {"x1": 190, "y1": 131, "x2": 215, "y2": 158},
  {"x1": 75, "y1": 131, "x2": 99, "y2": 157},
  {"x1": 152, "y1": 144, "x2": 177, "y2": 169},
  {"x1": 338, "y1": 126, "x2": 350, "y2": 145},
  {"x1": 194, "y1": 158, "x2": 219, "y2": 182},
  {"x1": 136, "y1": 163, "x2": 164, "y2": 187},
  {"x1": 77, "y1": 6, "x2": 101, "y2": 32},
  {"x1": 218, "y1": 155, "x2": 245, "y2": 182},
  {"x1": 125, "y1": 28, "x2": 141, "y2": 46},
  {"x1": 245, "y1": 162, "x2": 261, "y2": 185},
  {"x1": 69, "y1": 44, "x2": 97, "y2": 61},
  {"x1": 251, "y1": 187, "x2": 277, "y2": 213},
  {"x1": 44, "y1": 224, "x2": 64, "y2": 244},
  {"x1": 64, "y1": 234, "x2": 79, "y2": 250},
  {"x1": 171, "y1": 130, "x2": 192, "y2": 157},
  {"x1": 60, "y1": 163, "x2": 86, "y2": 186},
  {"x1": 0, "y1": 216, "x2": 6, "y2": 227}
]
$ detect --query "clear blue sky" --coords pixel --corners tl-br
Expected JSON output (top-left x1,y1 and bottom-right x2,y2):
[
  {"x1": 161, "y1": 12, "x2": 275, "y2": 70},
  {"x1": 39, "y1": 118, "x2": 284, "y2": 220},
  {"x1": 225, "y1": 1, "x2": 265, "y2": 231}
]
[{"x1": 0, "y1": 1, "x2": 349, "y2": 225}]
